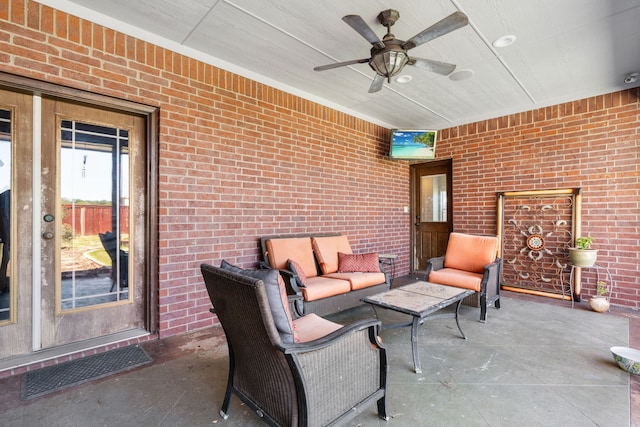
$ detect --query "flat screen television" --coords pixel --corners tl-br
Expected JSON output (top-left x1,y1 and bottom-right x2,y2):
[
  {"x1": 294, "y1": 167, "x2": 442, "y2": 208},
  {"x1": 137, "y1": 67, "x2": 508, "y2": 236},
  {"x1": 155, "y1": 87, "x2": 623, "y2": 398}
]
[{"x1": 389, "y1": 129, "x2": 437, "y2": 160}]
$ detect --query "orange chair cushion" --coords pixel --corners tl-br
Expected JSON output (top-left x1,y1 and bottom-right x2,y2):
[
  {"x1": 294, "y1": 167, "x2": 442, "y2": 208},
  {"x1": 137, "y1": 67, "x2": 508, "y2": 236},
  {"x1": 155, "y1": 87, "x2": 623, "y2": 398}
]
[
  {"x1": 266, "y1": 237, "x2": 317, "y2": 278},
  {"x1": 293, "y1": 313, "x2": 342, "y2": 343},
  {"x1": 428, "y1": 268, "x2": 483, "y2": 292},
  {"x1": 443, "y1": 232, "x2": 498, "y2": 274},
  {"x1": 311, "y1": 235, "x2": 352, "y2": 274},
  {"x1": 301, "y1": 276, "x2": 351, "y2": 301},
  {"x1": 325, "y1": 272, "x2": 387, "y2": 290}
]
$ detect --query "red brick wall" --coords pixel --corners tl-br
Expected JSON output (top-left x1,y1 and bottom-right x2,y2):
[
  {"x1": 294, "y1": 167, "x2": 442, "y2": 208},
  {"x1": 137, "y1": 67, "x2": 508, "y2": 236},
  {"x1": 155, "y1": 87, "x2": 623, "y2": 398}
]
[
  {"x1": 1, "y1": 1, "x2": 412, "y2": 337},
  {"x1": 436, "y1": 93, "x2": 640, "y2": 309},
  {"x1": 1, "y1": 1, "x2": 638, "y2": 340}
]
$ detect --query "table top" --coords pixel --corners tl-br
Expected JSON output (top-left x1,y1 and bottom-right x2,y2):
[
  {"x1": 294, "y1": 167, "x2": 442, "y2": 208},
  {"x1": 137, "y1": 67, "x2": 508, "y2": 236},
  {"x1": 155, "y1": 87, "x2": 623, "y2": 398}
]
[{"x1": 362, "y1": 281, "x2": 475, "y2": 317}]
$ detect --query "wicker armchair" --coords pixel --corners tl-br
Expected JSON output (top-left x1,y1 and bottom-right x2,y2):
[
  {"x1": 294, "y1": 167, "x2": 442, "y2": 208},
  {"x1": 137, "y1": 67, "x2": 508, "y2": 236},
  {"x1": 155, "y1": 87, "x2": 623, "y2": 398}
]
[
  {"x1": 200, "y1": 263, "x2": 388, "y2": 426},
  {"x1": 425, "y1": 232, "x2": 502, "y2": 322}
]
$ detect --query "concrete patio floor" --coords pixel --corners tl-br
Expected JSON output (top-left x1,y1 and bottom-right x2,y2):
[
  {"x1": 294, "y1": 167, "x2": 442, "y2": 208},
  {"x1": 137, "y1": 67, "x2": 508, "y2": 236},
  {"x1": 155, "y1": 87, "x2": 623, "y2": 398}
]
[{"x1": 0, "y1": 279, "x2": 638, "y2": 427}]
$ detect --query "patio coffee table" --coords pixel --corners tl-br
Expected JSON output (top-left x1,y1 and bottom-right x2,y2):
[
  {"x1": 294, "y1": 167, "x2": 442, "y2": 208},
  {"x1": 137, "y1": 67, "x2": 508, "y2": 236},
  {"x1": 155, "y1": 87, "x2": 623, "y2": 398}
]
[{"x1": 362, "y1": 281, "x2": 475, "y2": 373}]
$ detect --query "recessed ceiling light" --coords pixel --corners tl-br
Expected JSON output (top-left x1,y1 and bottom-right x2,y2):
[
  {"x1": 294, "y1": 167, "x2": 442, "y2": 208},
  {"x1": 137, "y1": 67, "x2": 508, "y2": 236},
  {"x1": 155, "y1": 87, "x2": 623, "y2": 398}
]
[
  {"x1": 449, "y1": 69, "x2": 474, "y2": 81},
  {"x1": 492, "y1": 35, "x2": 516, "y2": 48},
  {"x1": 395, "y1": 75, "x2": 412, "y2": 84}
]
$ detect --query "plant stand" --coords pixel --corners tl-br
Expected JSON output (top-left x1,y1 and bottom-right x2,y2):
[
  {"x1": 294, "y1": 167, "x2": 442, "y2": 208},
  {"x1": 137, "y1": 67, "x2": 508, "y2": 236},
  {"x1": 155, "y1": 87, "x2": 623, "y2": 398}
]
[{"x1": 568, "y1": 264, "x2": 613, "y2": 310}]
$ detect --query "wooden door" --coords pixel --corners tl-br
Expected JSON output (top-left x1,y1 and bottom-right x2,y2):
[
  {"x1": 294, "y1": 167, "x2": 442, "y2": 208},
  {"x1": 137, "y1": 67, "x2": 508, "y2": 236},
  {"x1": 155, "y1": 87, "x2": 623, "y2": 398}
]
[
  {"x1": 411, "y1": 159, "x2": 453, "y2": 272},
  {"x1": 0, "y1": 89, "x2": 34, "y2": 357},
  {"x1": 0, "y1": 87, "x2": 150, "y2": 359},
  {"x1": 39, "y1": 97, "x2": 147, "y2": 348}
]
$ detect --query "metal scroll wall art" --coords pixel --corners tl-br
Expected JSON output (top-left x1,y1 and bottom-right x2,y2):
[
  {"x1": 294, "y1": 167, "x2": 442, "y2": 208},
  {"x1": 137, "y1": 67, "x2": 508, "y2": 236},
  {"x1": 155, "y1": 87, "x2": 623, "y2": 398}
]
[{"x1": 497, "y1": 189, "x2": 582, "y2": 301}]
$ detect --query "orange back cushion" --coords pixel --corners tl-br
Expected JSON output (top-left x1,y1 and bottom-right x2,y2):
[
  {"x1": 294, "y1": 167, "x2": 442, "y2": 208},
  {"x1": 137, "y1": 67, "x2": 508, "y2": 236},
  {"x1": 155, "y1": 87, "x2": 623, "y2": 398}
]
[
  {"x1": 265, "y1": 237, "x2": 318, "y2": 278},
  {"x1": 311, "y1": 235, "x2": 352, "y2": 274},
  {"x1": 444, "y1": 232, "x2": 498, "y2": 274}
]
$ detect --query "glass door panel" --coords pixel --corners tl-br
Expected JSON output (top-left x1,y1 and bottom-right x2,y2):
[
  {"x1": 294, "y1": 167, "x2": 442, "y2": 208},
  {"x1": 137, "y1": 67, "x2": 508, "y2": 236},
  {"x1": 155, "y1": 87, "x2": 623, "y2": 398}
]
[
  {"x1": 420, "y1": 174, "x2": 447, "y2": 222},
  {"x1": 0, "y1": 108, "x2": 11, "y2": 322},
  {"x1": 59, "y1": 120, "x2": 130, "y2": 310}
]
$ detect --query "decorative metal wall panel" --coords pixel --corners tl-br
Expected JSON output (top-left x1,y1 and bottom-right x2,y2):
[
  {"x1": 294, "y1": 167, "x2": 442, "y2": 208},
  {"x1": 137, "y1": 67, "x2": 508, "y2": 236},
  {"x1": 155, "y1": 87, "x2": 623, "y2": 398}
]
[{"x1": 497, "y1": 189, "x2": 581, "y2": 300}]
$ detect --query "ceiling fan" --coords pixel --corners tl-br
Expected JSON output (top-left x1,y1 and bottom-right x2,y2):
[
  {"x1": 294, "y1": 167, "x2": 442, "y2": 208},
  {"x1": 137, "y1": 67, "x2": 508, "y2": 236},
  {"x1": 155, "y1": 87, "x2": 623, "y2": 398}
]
[{"x1": 314, "y1": 9, "x2": 469, "y2": 93}]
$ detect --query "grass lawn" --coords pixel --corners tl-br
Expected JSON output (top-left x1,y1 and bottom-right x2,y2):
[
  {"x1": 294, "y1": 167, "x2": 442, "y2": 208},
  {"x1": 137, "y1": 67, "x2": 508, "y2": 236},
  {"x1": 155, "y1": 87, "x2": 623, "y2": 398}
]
[{"x1": 86, "y1": 249, "x2": 111, "y2": 266}]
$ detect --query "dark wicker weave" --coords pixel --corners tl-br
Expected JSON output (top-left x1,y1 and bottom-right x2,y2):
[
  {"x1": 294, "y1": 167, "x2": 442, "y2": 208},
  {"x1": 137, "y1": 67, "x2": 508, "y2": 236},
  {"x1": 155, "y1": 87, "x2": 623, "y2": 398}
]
[{"x1": 200, "y1": 264, "x2": 388, "y2": 426}]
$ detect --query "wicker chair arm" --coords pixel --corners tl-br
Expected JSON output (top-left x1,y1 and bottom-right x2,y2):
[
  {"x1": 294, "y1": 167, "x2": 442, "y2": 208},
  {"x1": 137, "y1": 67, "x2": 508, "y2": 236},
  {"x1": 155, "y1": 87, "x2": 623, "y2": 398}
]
[
  {"x1": 480, "y1": 257, "x2": 502, "y2": 292},
  {"x1": 260, "y1": 261, "x2": 304, "y2": 291},
  {"x1": 281, "y1": 319, "x2": 381, "y2": 353},
  {"x1": 425, "y1": 255, "x2": 445, "y2": 280},
  {"x1": 483, "y1": 257, "x2": 502, "y2": 272}
]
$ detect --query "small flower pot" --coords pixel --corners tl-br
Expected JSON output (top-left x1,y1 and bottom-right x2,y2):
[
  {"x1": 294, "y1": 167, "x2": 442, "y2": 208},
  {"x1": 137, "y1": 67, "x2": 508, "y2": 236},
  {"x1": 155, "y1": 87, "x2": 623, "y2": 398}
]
[
  {"x1": 589, "y1": 296, "x2": 610, "y2": 313},
  {"x1": 568, "y1": 248, "x2": 598, "y2": 267}
]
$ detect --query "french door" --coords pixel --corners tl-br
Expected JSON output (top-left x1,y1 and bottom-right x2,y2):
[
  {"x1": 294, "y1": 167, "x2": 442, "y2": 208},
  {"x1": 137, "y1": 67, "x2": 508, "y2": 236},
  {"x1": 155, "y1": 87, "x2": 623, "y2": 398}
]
[{"x1": 0, "y1": 89, "x2": 148, "y2": 358}]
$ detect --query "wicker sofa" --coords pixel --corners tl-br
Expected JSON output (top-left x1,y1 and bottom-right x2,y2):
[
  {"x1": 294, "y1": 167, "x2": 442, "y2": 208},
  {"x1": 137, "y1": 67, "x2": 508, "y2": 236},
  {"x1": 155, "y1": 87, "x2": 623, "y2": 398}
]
[{"x1": 261, "y1": 233, "x2": 390, "y2": 317}]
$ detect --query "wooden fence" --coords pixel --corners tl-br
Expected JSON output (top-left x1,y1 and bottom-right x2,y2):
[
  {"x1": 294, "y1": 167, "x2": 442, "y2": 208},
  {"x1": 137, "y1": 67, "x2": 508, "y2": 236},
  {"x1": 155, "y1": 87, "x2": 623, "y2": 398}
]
[{"x1": 61, "y1": 204, "x2": 129, "y2": 236}]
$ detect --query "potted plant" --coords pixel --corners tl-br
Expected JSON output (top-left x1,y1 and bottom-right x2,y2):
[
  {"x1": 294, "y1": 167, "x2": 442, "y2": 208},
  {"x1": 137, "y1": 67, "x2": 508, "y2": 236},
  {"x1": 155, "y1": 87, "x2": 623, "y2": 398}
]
[
  {"x1": 589, "y1": 280, "x2": 610, "y2": 312},
  {"x1": 568, "y1": 236, "x2": 598, "y2": 267}
]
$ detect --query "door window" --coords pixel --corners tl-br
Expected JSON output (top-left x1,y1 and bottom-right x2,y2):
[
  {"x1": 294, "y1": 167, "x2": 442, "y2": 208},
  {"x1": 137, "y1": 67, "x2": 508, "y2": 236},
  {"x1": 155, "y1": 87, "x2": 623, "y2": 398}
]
[
  {"x1": 420, "y1": 174, "x2": 447, "y2": 222},
  {"x1": 59, "y1": 120, "x2": 130, "y2": 310},
  {"x1": 0, "y1": 109, "x2": 11, "y2": 322}
]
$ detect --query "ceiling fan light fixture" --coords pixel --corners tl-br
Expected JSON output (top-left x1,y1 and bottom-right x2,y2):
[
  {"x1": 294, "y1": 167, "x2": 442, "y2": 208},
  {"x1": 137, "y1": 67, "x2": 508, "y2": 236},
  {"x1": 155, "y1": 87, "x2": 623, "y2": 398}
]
[
  {"x1": 316, "y1": 9, "x2": 469, "y2": 92},
  {"x1": 370, "y1": 49, "x2": 409, "y2": 80}
]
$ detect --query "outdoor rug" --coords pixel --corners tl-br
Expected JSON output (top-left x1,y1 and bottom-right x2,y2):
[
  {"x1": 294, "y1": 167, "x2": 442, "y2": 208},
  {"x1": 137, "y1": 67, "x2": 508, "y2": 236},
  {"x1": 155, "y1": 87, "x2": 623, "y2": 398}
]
[{"x1": 21, "y1": 345, "x2": 152, "y2": 400}]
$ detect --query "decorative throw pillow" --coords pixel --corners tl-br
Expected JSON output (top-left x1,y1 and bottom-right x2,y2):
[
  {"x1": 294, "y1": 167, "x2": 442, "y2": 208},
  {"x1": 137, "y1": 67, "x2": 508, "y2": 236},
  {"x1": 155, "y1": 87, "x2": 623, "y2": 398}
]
[
  {"x1": 220, "y1": 260, "x2": 298, "y2": 343},
  {"x1": 337, "y1": 252, "x2": 381, "y2": 273},
  {"x1": 287, "y1": 259, "x2": 308, "y2": 287}
]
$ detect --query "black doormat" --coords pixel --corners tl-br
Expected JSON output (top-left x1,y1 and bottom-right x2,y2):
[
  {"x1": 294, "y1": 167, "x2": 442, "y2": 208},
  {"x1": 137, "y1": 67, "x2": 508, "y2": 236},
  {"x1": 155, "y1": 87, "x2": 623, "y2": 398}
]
[{"x1": 21, "y1": 345, "x2": 152, "y2": 400}]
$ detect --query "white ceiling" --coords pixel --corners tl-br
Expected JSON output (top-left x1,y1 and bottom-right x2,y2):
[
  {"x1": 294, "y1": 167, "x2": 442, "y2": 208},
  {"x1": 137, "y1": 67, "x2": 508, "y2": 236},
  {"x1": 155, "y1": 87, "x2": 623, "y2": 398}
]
[{"x1": 41, "y1": 0, "x2": 640, "y2": 129}]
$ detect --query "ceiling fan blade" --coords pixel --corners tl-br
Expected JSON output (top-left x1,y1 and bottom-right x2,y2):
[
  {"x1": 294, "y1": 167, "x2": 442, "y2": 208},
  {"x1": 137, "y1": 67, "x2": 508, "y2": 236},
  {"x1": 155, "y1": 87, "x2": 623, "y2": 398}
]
[
  {"x1": 342, "y1": 15, "x2": 385, "y2": 49},
  {"x1": 368, "y1": 74, "x2": 385, "y2": 93},
  {"x1": 314, "y1": 58, "x2": 370, "y2": 72},
  {"x1": 403, "y1": 11, "x2": 468, "y2": 50},
  {"x1": 408, "y1": 57, "x2": 457, "y2": 75}
]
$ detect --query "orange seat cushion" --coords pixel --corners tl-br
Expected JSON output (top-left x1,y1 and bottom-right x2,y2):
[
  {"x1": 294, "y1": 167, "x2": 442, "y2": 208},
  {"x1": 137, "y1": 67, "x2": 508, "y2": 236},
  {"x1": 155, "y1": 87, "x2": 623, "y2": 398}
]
[
  {"x1": 311, "y1": 235, "x2": 352, "y2": 274},
  {"x1": 301, "y1": 276, "x2": 351, "y2": 301},
  {"x1": 443, "y1": 233, "x2": 498, "y2": 274},
  {"x1": 266, "y1": 237, "x2": 317, "y2": 278},
  {"x1": 325, "y1": 272, "x2": 387, "y2": 290},
  {"x1": 428, "y1": 268, "x2": 483, "y2": 292},
  {"x1": 293, "y1": 313, "x2": 342, "y2": 343}
]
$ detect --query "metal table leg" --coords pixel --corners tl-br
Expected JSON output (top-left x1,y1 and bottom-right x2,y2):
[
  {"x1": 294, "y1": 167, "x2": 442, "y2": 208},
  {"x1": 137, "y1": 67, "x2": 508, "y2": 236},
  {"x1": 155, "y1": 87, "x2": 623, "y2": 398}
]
[
  {"x1": 411, "y1": 316, "x2": 422, "y2": 374},
  {"x1": 454, "y1": 299, "x2": 467, "y2": 340}
]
